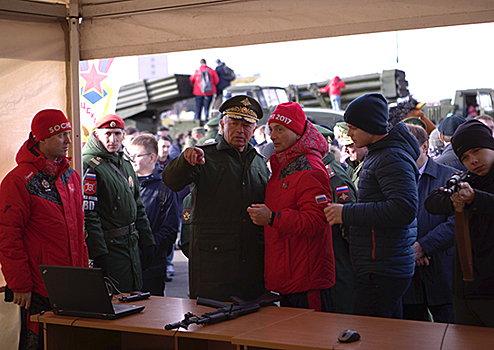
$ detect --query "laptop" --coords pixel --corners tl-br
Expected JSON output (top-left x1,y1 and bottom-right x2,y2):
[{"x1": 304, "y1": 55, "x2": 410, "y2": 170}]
[{"x1": 39, "y1": 265, "x2": 145, "y2": 320}]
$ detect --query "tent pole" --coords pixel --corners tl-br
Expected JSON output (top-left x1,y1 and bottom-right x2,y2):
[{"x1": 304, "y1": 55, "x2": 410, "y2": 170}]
[{"x1": 68, "y1": 2, "x2": 82, "y2": 175}]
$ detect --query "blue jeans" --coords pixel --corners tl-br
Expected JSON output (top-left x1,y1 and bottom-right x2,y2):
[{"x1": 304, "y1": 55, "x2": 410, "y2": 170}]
[
  {"x1": 195, "y1": 95, "x2": 213, "y2": 121},
  {"x1": 353, "y1": 273, "x2": 411, "y2": 319},
  {"x1": 330, "y1": 95, "x2": 341, "y2": 110}
]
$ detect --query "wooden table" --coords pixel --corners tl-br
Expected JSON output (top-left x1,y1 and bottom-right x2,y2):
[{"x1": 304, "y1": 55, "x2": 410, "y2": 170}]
[
  {"x1": 232, "y1": 311, "x2": 494, "y2": 350},
  {"x1": 34, "y1": 296, "x2": 312, "y2": 350},
  {"x1": 34, "y1": 296, "x2": 494, "y2": 350}
]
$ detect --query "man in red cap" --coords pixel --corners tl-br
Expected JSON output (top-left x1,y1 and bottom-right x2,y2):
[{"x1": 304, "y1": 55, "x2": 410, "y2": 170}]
[
  {"x1": 247, "y1": 102, "x2": 335, "y2": 311},
  {"x1": 82, "y1": 114, "x2": 155, "y2": 293},
  {"x1": 0, "y1": 109, "x2": 88, "y2": 350}
]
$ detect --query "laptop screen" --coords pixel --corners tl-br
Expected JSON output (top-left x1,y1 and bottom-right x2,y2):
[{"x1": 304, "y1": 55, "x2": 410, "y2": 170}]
[{"x1": 39, "y1": 265, "x2": 116, "y2": 316}]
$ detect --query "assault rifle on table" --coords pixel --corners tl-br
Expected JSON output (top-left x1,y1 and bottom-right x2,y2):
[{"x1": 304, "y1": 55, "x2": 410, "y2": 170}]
[{"x1": 164, "y1": 291, "x2": 280, "y2": 330}]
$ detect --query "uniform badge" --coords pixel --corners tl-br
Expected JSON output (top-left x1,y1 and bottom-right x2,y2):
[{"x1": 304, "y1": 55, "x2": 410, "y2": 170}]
[
  {"x1": 336, "y1": 186, "x2": 351, "y2": 203},
  {"x1": 41, "y1": 179, "x2": 50, "y2": 189},
  {"x1": 240, "y1": 98, "x2": 251, "y2": 106},
  {"x1": 110, "y1": 121, "x2": 116, "y2": 127},
  {"x1": 128, "y1": 176, "x2": 134, "y2": 188},
  {"x1": 315, "y1": 194, "x2": 329, "y2": 205},
  {"x1": 84, "y1": 173, "x2": 97, "y2": 195},
  {"x1": 182, "y1": 209, "x2": 191, "y2": 223}
]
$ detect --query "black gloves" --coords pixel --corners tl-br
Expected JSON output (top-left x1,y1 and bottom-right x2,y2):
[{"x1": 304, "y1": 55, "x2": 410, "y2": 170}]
[
  {"x1": 92, "y1": 254, "x2": 110, "y2": 276},
  {"x1": 140, "y1": 245, "x2": 155, "y2": 271}
]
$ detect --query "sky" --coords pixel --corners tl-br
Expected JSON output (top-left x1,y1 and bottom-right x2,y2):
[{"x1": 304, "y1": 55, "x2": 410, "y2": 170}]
[{"x1": 113, "y1": 22, "x2": 494, "y2": 104}]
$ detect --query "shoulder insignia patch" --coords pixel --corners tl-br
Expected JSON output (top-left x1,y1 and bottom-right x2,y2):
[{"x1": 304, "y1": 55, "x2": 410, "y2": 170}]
[
  {"x1": 336, "y1": 185, "x2": 351, "y2": 203},
  {"x1": 182, "y1": 209, "x2": 191, "y2": 223}
]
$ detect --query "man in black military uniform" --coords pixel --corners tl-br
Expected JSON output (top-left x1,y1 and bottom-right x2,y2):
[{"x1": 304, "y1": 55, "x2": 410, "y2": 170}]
[
  {"x1": 315, "y1": 124, "x2": 358, "y2": 314},
  {"x1": 162, "y1": 95, "x2": 269, "y2": 302}
]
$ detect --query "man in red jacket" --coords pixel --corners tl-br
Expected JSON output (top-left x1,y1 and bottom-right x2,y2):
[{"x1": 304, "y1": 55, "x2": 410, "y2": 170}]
[
  {"x1": 190, "y1": 58, "x2": 220, "y2": 123},
  {"x1": 248, "y1": 102, "x2": 335, "y2": 311},
  {"x1": 0, "y1": 109, "x2": 88, "y2": 350}
]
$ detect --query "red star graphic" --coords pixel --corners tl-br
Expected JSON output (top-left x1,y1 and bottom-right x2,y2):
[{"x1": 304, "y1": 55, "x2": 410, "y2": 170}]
[{"x1": 80, "y1": 64, "x2": 107, "y2": 94}]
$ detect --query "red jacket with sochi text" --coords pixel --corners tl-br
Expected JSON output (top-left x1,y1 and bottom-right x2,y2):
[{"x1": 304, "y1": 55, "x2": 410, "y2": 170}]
[
  {"x1": 264, "y1": 122, "x2": 335, "y2": 295},
  {"x1": 0, "y1": 136, "x2": 88, "y2": 297}
]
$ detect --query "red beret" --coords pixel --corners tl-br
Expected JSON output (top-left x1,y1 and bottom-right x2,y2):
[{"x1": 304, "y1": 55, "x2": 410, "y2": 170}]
[
  {"x1": 95, "y1": 114, "x2": 125, "y2": 129},
  {"x1": 31, "y1": 109, "x2": 71, "y2": 141}
]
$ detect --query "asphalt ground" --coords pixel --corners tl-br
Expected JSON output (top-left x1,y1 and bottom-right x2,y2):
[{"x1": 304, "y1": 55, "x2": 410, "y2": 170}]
[{"x1": 164, "y1": 248, "x2": 190, "y2": 298}]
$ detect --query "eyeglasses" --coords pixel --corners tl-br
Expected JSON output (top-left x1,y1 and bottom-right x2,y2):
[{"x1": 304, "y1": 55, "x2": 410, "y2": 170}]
[{"x1": 129, "y1": 153, "x2": 152, "y2": 161}]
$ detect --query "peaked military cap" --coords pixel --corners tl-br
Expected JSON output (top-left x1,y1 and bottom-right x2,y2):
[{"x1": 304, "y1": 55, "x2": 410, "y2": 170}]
[
  {"x1": 205, "y1": 118, "x2": 221, "y2": 127},
  {"x1": 219, "y1": 95, "x2": 262, "y2": 123},
  {"x1": 314, "y1": 124, "x2": 334, "y2": 140},
  {"x1": 403, "y1": 117, "x2": 427, "y2": 131}
]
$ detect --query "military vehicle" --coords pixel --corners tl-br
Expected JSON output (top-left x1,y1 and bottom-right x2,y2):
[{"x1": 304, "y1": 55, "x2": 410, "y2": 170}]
[
  {"x1": 421, "y1": 88, "x2": 494, "y2": 123},
  {"x1": 287, "y1": 69, "x2": 409, "y2": 110},
  {"x1": 219, "y1": 84, "x2": 344, "y2": 128}
]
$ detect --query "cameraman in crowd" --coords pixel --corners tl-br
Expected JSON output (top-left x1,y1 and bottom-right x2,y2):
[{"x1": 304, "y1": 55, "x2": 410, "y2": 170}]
[{"x1": 425, "y1": 119, "x2": 494, "y2": 327}]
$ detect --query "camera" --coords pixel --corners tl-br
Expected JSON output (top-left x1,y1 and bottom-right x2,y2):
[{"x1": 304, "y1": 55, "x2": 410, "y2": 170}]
[{"x1": 439, "y1": 171, "x2": 467, "y2": 195}]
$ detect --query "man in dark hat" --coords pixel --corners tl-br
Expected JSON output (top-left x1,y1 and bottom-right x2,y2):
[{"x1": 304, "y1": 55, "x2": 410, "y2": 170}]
[
  {"x1": 426, "y1": 119, "x2": 494, "y2": 327},
  {"x1": 435, "y1": 114, "x2": 467, "y2": 171},
  {"x1": 162, "y1": 95, "x2": 269, "y2": 301},
  {"x1": 0, "y1": 109, "x2": 88, "y2": 349},
  {"x1": 325, "y1": 93, "x2": 420, "y2": 319},
  {"x1": 82, "y1": 114, "x2": 156, "y2": 293}
]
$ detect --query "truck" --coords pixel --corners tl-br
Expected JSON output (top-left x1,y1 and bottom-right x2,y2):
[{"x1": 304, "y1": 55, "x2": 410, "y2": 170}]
[{"x1": 421, "y1": 88, "x2": 494, "y2": 123}]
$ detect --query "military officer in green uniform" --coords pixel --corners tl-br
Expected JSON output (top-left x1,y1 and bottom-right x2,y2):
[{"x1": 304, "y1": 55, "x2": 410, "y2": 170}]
[
  {"x1": 197, "y1": 118, "x2": 220, "y2": 144},
  {"x1": 316, "y1": 124, "x2": 358, "y2": 314},
  {"x1": 334, "y1": 122, "x2": 367, "y2": 190},
  {"x1": 163, "y1": 95, "x2": 269, "y2": 302},
  {"x1": 83, "y1": 114, "x2": 156, "y2": 293}
]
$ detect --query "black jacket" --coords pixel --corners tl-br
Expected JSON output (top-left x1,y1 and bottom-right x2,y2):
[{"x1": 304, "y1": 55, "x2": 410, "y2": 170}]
[
  {"x1": 162, "y1": 134, "x2": 269, "y2": 301},
  {"x1": 426, "y1": 166, "x2": 494, "y2": 299},
  {"x1": 342, "y1": 122, "x2": 420, "y2": 278}
]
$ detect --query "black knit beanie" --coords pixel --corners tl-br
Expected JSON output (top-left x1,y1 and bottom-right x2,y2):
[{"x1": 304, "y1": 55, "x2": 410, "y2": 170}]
[
  {"x1": 344, "y1": 93, "x2": 389, "y2": 135},
  {"x1": 451, "y1": 119, "x2": 494, "y2": 159}
]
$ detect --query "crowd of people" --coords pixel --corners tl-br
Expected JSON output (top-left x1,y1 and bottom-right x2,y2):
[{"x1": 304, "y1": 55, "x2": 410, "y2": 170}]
[{"x1": 1, "y1": 89, "x2": 494, "y2": 349}]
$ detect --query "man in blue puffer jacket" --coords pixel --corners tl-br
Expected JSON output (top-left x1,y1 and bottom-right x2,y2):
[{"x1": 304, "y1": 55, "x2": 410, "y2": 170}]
[{"x1": 325, "y1": 93, "x2": 420, "y2": 319}]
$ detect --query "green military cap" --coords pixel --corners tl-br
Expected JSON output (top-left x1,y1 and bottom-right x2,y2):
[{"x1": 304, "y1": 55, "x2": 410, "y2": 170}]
[
  {"x1": 403, "y1": 117, "x2": 427, "y2": 131},
  {"x1": 314, "y1": 124, "x2": 334, "y2": 140},
  {"x1": 205, "y1": 118, "x2": 221, "y2": 127},
  {"x1": 191, "y1": 126, "x2": 205, "y2": 135},
  {"x1": 334, "y1": 122, "x2": 353, "y2": 146}
]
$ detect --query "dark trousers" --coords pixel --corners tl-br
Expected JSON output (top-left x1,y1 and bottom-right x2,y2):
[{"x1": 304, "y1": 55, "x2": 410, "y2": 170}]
[
  {"x1": 403, "y1": 303, "x2": 455, "y2": 323},
  {"x1": 194, "y1": 95, "x2": 213, "y2": 122},
  {"x1": 281, "y1": 289, "x2": 331, "y2": 312},
  {"x1": 454, "y1": 296, "x2": 494, "y2": 327},
  {"x1": 142, "y1": 276, "x2": 166, "y2": 297},
  {"x1": 19, "y1": 307, "x2": 44, "y2": 350},
  {"x1": 353, "y1": 273, "x2": 411, "y2": 319}
]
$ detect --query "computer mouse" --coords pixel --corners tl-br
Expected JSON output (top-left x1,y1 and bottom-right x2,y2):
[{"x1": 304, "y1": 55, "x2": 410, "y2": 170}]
[{"x1": 338, "y1": 329, "x2": 361, "y2": 343}]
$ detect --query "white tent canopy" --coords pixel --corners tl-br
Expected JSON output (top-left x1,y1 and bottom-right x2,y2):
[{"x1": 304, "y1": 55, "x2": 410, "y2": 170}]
[
  {"x1": 1, "y1": 0, "x2": 493, "y2": 176},
  {"x1": 0, "y1": 1, "x2": 493, "y2": 347}
]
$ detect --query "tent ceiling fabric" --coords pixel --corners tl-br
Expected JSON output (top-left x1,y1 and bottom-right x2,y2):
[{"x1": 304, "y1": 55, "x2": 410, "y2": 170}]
[
  {"x1": 78, "y1": 0, "x2": 494, "y2": 60},
  {"x1": 3, "y1": 1, "x2": 494, "y2": 59}
]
